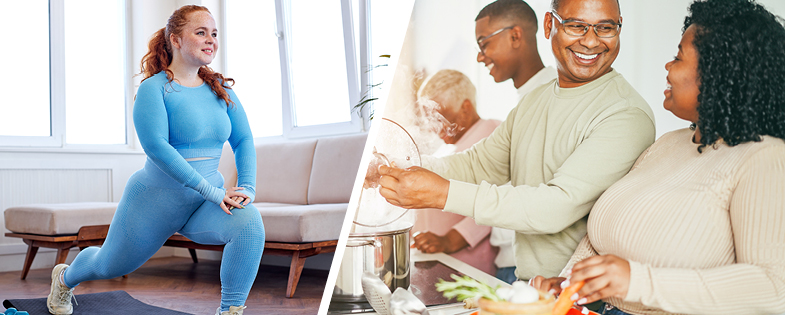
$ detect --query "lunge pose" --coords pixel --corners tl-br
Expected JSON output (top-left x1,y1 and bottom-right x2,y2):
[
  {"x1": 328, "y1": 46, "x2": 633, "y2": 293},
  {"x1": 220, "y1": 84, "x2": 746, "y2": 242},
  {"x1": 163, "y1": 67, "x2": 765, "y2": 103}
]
[{"x1": 47, "y1": 5, "x2": 264, "y2": 315}]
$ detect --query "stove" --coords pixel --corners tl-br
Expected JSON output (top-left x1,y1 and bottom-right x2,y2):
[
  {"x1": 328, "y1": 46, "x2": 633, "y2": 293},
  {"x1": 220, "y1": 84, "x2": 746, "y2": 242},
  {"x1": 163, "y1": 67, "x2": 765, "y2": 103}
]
[{"x1": 328, "y1": 260, "x2": 467, "y2": 314}]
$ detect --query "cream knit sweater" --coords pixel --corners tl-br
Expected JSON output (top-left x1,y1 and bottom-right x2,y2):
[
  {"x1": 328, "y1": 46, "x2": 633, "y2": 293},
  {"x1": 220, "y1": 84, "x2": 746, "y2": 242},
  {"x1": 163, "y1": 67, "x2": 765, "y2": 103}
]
[{"x1": 563, "y1": 129, "x2": 785, "y2": 315}]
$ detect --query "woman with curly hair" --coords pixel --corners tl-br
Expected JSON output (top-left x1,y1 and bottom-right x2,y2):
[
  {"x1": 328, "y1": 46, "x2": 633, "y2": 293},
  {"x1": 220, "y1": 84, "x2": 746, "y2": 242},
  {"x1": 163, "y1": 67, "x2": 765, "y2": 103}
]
[
  {"x1": 46, "y1": 5, "x2": 263, "y2": 315},
  {"x1": 530, "y1": 0, "x2": 785, "y2": 314}
]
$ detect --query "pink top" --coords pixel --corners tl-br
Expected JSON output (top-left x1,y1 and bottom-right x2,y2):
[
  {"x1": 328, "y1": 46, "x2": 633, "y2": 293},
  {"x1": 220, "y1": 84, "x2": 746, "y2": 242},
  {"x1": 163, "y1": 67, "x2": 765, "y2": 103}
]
[
  {"x1": 413, "y1": 119, "x2": 502, "y2": 275},
  {"x1": 453, "y1": 119, "x2": 502, "y2": 152}
]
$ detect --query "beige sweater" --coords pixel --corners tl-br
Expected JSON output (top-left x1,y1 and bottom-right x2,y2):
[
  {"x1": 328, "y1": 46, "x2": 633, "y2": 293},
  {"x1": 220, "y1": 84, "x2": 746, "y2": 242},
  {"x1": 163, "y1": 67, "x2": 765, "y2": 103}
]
[
  {"x1": 425, "y1": 70, "x2": 655, "y2": 280},
  {"x1": 563, "y1": 129, "x2": 785, "y2": 315}
]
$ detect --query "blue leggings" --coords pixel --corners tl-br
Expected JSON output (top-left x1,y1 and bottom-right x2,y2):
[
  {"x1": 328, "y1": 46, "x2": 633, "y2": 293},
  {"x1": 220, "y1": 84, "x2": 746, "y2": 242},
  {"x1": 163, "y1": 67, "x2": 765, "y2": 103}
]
[{"x1": 63, "y1": 159, "x2": 265, "y2": 311}]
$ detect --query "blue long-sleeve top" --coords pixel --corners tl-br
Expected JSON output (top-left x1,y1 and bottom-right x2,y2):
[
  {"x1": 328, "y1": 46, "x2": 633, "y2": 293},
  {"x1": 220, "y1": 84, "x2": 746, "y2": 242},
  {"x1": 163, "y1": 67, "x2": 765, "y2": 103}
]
[{"x1": 133, "y1": 71, "x2": 256, "y2": 205}]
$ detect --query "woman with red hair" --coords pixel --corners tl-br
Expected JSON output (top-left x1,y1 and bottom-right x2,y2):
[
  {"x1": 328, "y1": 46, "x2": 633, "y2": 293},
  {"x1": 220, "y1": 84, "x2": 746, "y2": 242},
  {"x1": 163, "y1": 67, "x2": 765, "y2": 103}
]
[{"x1": 46, "y1": 5, "x2": 263, "y2": 315}]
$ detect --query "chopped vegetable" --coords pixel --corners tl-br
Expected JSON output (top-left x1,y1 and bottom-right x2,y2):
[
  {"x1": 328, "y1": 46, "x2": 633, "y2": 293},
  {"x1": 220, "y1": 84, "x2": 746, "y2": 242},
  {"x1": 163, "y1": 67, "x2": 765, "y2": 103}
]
[
  {"x1": 435, "y1": 274, "x2": 502, "y2": 302},
  {"x1": 552, "y1": 280, "x2": 585, "y2": 315}
]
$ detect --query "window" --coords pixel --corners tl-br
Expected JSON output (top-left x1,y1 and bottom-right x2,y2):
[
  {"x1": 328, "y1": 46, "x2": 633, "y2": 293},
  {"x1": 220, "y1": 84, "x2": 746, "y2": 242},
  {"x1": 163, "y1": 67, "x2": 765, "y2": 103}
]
[
  {"x1": 225, "y1": 1, "x2": 283, "y2": 137},
  {"x1": 288, "y1": 1, "x2": 353, "y2": 127},
  {"x1": 0, "y1": 0, "x2": 128, "y2": 147},
  {"x1": 225, "y1": 0, "x2": 362, "y2": 139},
  {"x1": 0, "y1": 1, "x2": 51, "y2": 141},
  {"x1": 64, "y1": 0, "x2": 127, "y2": 145},
  {"x1": 362, "y1": 0, "x2": 413, "y2": 122}
]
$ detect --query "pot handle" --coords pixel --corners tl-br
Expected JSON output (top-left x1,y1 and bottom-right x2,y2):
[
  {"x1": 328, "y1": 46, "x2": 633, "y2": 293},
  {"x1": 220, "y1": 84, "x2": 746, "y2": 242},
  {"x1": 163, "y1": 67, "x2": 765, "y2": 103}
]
[{"x1": 346, "y1": 238, "x2": 381, "y2": 248}]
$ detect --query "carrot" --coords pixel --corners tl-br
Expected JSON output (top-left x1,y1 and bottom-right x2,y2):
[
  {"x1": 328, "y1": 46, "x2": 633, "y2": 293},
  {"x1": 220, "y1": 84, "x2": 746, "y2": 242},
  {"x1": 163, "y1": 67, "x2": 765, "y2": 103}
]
[{"x1": 552, "y1": 280, "x2": 585, "y2": 315}]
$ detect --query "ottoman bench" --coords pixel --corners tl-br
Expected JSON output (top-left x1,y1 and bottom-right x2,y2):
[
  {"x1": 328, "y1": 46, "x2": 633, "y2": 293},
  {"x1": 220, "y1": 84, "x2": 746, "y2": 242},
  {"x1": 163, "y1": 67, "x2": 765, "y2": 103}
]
[{"x1": 3, "y1": 202, "x2": 118, "y2": 280}]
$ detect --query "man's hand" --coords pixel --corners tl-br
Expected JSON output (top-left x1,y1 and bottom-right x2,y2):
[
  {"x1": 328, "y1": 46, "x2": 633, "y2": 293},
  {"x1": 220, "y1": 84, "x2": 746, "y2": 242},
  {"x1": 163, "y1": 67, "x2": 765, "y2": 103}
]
[
  {"x1": 411, "y1": 229, "x2": 469, "y2": 254},
  {"x1": 378, "y1": 165, "x2": 450, "y2": 209},
  {"x1": 363, "y1": 156, "x2": 387, "y2": 189}
]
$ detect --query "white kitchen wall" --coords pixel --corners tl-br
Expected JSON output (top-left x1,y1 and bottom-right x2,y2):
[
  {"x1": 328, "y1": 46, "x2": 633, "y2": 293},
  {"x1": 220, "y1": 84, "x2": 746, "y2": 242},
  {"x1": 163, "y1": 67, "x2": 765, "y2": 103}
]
[{"x1": 401, "y1": 0, "x2": 785, "y2": 138}]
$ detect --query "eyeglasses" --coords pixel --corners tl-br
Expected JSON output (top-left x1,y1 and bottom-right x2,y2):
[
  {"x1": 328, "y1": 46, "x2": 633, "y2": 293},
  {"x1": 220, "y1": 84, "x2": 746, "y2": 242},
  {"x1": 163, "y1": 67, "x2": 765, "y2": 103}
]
[
  {"x1": 476, "y1": 26, "x2": 514, "y2": 55},
  {"x1": 550, "y1": 11, "x2": 621, "y2": 38}
]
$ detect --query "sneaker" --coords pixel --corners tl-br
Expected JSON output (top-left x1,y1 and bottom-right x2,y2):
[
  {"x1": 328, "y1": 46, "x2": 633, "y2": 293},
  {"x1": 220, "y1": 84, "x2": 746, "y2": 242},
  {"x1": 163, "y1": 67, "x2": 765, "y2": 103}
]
[
  {"x1": 47, "y1": 264, "x2": 75, "y2": 315},
  {"x1": 215, "y1": 306, "x2": 247, "y2": 315}
]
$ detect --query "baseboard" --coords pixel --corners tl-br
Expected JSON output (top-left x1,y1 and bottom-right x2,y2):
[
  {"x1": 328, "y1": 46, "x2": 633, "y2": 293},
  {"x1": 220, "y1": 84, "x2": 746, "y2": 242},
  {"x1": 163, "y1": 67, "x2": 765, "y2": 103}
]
[
  {"x1": 0, "y1": 243, "x2": 38, "y2": 256},
  {"x1": 171, "y1": 249, "x2": 335, "y2": 271},
  {"x1": 0, "y1": 243, "x2": 66, "y2": 273},
  {"x1": 0, "y1": 244, "x2": 174, "y2": 273}
]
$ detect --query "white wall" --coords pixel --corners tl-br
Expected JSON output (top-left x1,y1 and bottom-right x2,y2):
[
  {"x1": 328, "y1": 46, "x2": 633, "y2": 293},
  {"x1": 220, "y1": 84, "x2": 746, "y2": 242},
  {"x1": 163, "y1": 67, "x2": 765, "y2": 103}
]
[
  {"x1": 0, "y1": 150, "x2": 149, "y2": 272},
  {"x1": 615, "y1": 0, "x2": 785, "y2": 137},
  {"x1": 400, "y1": 0, "x2": 785, "y2": 138}
]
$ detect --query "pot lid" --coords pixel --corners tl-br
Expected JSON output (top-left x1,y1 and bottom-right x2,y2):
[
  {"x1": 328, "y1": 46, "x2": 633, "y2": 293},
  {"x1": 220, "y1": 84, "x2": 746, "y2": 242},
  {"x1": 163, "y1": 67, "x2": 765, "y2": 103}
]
[{"x1": 353, "y1": 118, "x2": 421, "y2": 229}]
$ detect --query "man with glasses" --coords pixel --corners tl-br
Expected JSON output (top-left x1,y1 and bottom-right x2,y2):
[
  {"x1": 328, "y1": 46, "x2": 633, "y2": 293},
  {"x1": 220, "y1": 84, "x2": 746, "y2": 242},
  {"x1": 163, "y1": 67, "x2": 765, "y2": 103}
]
[
  {"x1": 475, "y1": 0, "x2": 558, "y2": 100},
  {"x1": 473, "y1": 0, "x2": 558, "y2": 284},
  {"x1": 377, "y1": 0, "x2": 655, "y2": 282}
]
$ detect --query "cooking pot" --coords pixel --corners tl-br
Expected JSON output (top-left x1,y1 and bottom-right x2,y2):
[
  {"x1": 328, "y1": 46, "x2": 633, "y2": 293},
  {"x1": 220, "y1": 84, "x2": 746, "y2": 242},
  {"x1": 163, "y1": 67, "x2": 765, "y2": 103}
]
[{"x1": 332, "y1": 222, "x2": 413, "y2": 302}]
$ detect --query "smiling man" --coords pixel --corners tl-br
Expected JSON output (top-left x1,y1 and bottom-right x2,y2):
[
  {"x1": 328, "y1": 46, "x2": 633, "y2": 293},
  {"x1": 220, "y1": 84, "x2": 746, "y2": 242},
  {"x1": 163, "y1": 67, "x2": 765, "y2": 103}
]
[
  {"x1": 475, "y1": 0, "x2": 558, "y2": 100},
  {"x1": 377, "y1": 0, "x2": 656, "y2": 281}
]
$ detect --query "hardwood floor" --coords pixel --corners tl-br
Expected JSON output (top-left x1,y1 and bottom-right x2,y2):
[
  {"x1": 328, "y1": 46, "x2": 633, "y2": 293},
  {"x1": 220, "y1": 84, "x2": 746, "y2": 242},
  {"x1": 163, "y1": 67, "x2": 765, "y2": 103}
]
[{"x1": 0, "y1": 257, "x2": 329, "y2": 314}]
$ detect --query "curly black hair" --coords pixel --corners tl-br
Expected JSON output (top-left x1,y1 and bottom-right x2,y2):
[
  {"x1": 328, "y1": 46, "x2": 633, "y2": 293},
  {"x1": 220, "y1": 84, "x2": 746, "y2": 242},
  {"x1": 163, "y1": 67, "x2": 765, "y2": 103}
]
[{"x1": 684, "y1": 0, "x2": 785, "y2": 152}]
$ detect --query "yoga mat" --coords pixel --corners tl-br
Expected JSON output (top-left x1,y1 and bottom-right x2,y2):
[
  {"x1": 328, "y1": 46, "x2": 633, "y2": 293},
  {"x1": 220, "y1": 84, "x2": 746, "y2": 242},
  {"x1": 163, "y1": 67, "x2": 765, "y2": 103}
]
[{"x1": 3, "y1": 290, "x2": 193, "y2": 315}]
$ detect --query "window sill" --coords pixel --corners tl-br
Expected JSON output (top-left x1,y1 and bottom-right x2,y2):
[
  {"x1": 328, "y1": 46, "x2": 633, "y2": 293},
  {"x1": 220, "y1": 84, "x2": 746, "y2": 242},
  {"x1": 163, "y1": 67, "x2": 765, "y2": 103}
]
[{"x1": 0, "y1": 145, "x2": 145, "y2": 155}]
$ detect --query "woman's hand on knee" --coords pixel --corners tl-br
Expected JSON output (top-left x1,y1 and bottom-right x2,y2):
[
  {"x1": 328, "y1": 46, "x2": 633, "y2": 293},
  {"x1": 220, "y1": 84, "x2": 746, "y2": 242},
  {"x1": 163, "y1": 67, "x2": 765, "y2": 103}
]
[{"x1": 220, "y1": 187, "x2": 249, "y2": 215}]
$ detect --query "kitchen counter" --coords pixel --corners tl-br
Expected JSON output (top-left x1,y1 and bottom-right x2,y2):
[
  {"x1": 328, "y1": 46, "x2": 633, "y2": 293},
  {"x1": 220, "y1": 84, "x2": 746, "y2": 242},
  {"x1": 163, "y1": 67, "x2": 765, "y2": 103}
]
[
  {"x1": 328, "y1": 250, "x2": 510, "y2": 314},
  {"x1": 411, "y1": 251, "x2": 510, "y2": 315}
]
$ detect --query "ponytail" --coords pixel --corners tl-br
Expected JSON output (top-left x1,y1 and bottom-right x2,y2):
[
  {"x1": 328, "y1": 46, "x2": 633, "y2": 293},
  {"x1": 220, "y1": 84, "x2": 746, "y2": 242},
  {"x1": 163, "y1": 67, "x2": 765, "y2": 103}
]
[{"x1": 139, "y1": 27, "x2": 173, "y2": 82}]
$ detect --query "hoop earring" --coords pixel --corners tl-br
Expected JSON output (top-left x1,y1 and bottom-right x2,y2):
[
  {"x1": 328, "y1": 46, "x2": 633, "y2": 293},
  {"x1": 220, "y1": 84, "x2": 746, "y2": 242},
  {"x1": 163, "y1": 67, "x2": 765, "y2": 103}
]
[{"x1": 689, "y1": 123, "x2": 697, "y2": 131}]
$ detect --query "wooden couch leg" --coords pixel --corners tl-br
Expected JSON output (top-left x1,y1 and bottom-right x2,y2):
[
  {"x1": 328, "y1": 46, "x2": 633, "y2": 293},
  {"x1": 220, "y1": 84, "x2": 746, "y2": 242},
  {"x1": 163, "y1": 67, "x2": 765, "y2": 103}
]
[
  {"x1": 21, "y1": 242, "x2": 39, "y2": 280},
  {"x1": 188, "y1": 248, "x2": 199, "y2": 263},
  {"x1": 286, "y1": 251, "x2": 307, "y2": 298}
]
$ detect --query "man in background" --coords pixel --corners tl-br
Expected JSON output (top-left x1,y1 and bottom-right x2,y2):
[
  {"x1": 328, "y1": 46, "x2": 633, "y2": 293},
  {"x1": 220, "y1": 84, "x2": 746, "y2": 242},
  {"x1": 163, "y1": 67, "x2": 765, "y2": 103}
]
[
  {"x1": 473, "y1": 0, "x2": 559, "y2": 283},
  {"x1": 475, "y1": 0, "x2": 557, "y2": 101}
]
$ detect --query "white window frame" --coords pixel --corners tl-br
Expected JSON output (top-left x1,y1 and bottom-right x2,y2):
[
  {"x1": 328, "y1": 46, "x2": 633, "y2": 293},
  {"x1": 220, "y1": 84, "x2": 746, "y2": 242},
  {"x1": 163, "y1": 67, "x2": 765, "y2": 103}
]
[
  {"x1": 357, "y1": 0, "x2": 372, "y2": 131},
  {"x1": 229, "y1": 0, "x2": 366, "y2": 140},
  {"x1": 0, "y1": 0, "x2": 133, "y2": 150}
]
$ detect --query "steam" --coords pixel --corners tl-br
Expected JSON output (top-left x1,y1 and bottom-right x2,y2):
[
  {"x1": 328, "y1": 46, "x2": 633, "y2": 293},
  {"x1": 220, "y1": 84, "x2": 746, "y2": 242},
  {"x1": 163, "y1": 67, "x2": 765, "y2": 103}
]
[
  {"x1": 382, "y1": 66, "x2": 464, "y2": 155},
  {"x1": 414, "y1": 97, "x2": 463, "y2": 141}
]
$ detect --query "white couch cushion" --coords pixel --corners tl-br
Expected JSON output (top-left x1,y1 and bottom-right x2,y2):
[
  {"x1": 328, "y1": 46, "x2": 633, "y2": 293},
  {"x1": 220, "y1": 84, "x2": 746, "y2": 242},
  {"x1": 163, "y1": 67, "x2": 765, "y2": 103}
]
[
  {"x1": 254, "y1": 203, "x2": 348, "y2": 242},
  {"x1": 308, "y1": 133, "x2": 367, "y2": 204},
  {"x1": 254, "y1": 139, "x2": 317, "y2": 205},
  {"x1": 4, "y1": 202, "x2": 118, "y2": 235}
]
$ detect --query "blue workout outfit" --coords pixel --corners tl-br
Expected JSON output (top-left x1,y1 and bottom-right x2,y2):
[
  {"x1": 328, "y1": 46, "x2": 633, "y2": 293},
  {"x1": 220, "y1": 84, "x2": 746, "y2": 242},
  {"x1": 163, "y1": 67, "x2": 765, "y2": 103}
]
[{"x1": 63, "y1": 71, "x2": 264, "y2": 311}]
